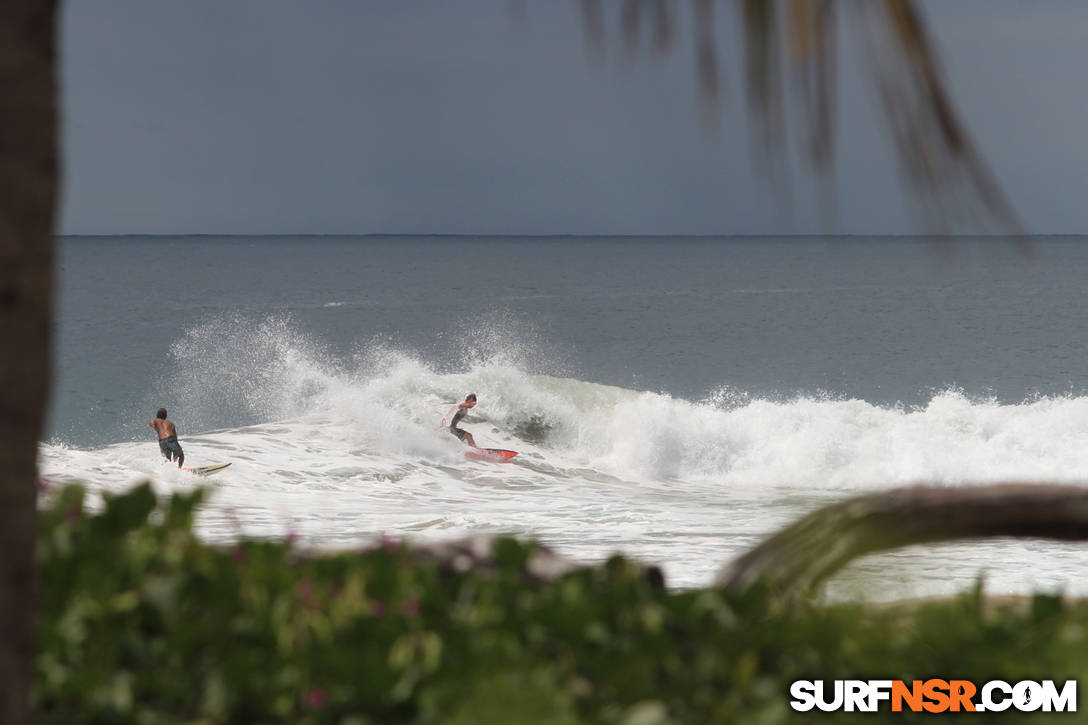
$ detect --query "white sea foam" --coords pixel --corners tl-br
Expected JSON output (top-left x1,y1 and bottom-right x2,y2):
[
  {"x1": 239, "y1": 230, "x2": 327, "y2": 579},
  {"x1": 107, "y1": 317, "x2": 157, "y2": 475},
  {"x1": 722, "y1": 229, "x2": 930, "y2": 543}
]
[{"x1": 39, "y1": 315, "x2": 1088, "y2": 598}]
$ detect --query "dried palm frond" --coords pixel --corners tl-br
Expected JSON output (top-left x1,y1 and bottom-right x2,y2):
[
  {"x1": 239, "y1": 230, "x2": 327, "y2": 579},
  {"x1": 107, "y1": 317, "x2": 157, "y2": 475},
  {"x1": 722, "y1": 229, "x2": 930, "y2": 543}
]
[
  {"x1": 853, "y1": 0, "x2": 1022, "y2": 234},
  {"x1": 574, "y1": 0, "x2": 1023, "y2": 234}
]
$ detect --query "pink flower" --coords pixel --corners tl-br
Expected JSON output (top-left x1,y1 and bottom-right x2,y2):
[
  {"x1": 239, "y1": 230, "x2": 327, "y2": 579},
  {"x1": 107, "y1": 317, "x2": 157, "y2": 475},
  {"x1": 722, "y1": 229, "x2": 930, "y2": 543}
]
[
  {"x1": 402, "y1": 598, "x2": 420, "y2": 617},
  {"x1": 370, "y1": 599, "x2": 388, "y2": 617},
  {"x1": 231, "y1": 544, "x2": 247, "y2": 565},
  {"x1": 305, "y1": 688, "x2": 327, "y2": 709},
  {"x1": 295, "y1": 579, "x2": 322, "y2": 611},
  {"x1": 65, "y1": 504, "x2": 82, "y2": 523}
]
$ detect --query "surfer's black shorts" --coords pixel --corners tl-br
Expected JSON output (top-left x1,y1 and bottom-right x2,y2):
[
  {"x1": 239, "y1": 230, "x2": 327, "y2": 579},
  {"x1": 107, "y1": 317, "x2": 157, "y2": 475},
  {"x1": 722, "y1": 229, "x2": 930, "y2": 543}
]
[
  {"x1": 451, "y1": 427, "x2": 468, "y2": 442},
  {"x1": 159, "y1": 436, "x2": 183, "y2": 460}
]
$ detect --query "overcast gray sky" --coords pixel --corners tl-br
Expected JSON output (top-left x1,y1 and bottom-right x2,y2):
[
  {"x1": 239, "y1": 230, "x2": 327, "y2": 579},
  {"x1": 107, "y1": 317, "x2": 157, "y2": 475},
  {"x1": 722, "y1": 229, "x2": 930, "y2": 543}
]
[{"x1": 58, "y1": 1, "x2": 1088, "y2": 235}]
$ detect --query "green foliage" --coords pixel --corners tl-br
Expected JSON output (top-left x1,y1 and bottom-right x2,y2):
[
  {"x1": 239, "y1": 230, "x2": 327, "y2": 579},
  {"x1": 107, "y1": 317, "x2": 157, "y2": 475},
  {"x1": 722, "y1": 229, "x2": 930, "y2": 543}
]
[{"x1": 34, "y1": 483, "x2": 1088, "y2": 723}]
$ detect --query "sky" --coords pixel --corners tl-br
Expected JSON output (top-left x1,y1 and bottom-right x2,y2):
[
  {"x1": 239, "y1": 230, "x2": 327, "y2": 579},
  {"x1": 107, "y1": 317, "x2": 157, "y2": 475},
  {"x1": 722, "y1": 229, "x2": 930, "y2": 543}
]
[{"x1": 58, "y1": 1, "x2": 1088, "y2": 236}]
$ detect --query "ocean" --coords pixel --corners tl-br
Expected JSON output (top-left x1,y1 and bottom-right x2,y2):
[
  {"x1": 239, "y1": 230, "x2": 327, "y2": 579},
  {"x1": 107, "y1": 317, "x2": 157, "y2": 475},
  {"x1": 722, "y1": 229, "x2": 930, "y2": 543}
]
[{"x1": 41, "y1": 235, "x2": 1088, "y2": 599}]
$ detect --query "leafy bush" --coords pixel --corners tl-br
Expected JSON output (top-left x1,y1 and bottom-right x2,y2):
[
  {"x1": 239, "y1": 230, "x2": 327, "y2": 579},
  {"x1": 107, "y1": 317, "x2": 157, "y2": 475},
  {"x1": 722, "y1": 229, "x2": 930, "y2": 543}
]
[{"x1": 34, "y1": 483, "x2": 1088, "y2": 723}]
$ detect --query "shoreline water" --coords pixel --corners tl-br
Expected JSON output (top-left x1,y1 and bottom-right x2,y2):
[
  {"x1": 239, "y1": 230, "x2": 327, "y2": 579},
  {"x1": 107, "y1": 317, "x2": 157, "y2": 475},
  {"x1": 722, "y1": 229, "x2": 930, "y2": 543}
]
[{"x1": 49, "y1": 235, "x2": 1088, "y2": 600}]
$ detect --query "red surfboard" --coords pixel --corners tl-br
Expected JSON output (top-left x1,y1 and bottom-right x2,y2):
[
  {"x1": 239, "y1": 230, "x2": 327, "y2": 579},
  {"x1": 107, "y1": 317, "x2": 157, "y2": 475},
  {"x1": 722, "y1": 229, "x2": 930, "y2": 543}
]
[{"x1": 465, "y1": 448, "x2": 518, "y2": 462}]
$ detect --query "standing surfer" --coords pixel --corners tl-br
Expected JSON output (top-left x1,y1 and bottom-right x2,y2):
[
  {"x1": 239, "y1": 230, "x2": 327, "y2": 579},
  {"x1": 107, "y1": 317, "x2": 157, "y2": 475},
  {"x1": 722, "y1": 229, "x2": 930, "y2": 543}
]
[
  {"x1": 444, "y1": 393, "x2": 478, "y2": 448},
  {"x1": 149, "y1": 407, "x2": 185, "y2": 468}
]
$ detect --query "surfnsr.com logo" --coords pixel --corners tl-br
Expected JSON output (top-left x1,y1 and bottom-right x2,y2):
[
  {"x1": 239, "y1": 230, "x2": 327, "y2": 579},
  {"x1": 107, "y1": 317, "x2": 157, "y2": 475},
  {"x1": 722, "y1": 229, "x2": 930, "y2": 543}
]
[{"x1": 790, "y1": 679, "x2": 1077, "y2": 714}]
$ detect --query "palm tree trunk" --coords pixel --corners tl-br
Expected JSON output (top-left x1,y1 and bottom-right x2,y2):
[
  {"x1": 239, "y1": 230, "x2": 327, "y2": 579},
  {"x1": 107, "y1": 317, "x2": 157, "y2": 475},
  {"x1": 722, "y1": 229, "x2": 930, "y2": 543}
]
[
  {"x1": 718, "y1": 483, "x2": 1088, "y2": 599},
  {"x1": 0, "y1": 1, "x2": 58, "y2": 722}
]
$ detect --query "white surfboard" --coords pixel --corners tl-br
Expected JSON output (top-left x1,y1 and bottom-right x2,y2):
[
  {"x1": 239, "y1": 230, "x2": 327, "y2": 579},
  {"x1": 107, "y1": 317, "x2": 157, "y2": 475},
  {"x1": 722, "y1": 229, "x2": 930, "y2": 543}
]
[{"x1": 182, "y1": 462, "x2": 232, "y2": 476}]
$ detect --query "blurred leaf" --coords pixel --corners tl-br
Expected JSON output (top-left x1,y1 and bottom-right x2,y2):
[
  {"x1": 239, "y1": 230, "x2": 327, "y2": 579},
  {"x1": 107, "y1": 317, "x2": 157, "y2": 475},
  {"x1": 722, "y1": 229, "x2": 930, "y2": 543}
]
[
  {"x1": 33, "y1": 482, "x2": 1088, "y2": 722},
  {"x1": 97, "y1": 482, "x2": 156, "y2": 535}
]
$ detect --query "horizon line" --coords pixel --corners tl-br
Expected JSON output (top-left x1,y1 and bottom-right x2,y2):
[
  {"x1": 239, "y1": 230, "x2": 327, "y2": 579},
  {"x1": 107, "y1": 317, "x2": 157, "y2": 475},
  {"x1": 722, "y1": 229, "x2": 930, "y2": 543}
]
[{"x1": 57, "y1": 232, "x2": 1078, "y2": 239}]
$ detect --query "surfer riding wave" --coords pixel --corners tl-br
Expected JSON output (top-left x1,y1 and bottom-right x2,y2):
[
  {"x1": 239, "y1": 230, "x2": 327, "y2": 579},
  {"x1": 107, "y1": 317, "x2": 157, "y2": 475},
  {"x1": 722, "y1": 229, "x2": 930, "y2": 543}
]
[{"x1": 443, "y1": 393, "x2": 478, "y2": 448}]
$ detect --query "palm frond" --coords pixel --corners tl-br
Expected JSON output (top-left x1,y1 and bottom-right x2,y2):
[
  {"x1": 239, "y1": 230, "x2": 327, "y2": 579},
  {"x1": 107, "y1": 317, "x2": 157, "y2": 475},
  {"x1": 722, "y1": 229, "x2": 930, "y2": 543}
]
[
  {"x1": 574, "y1": 0, "x2": 1023, "y2": 234},
  {"x1": 693, "y1": 0, "x2": 723, "y2": 125},
  {"x1": 854, "y1": 0, "x2": 1022, "y2": 233}
]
